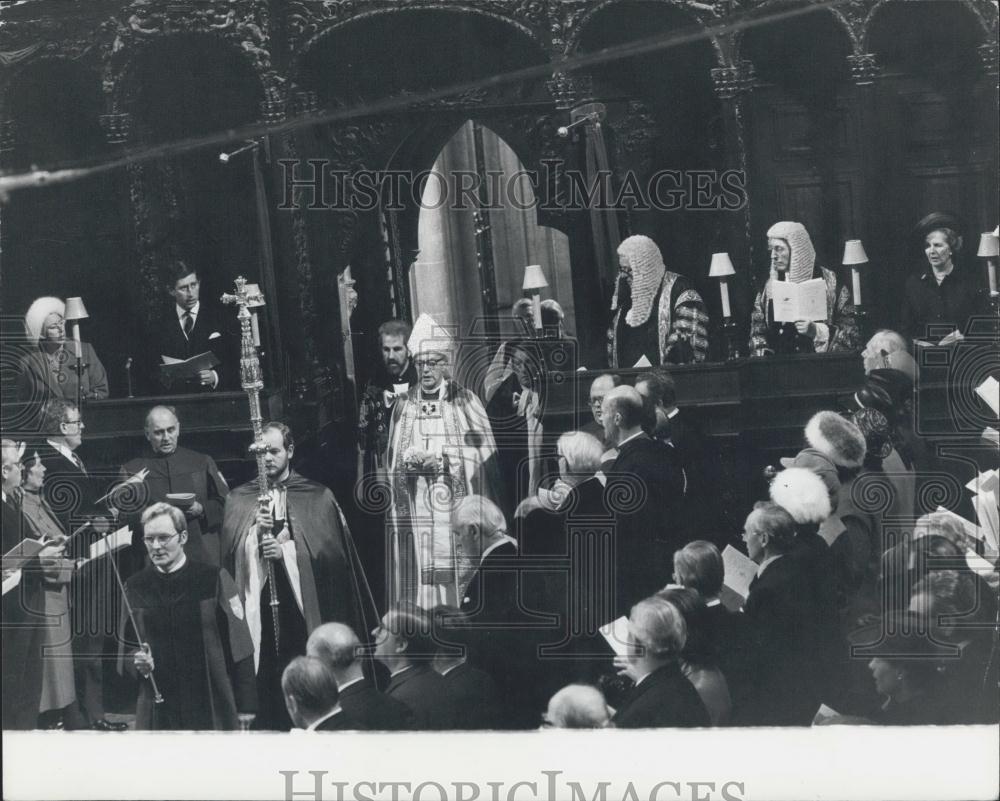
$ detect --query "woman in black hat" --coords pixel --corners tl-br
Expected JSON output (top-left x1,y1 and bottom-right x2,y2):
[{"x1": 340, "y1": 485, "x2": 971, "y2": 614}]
[{"x1": 899, "y1": 214, "x2": 987, "y2": 342}]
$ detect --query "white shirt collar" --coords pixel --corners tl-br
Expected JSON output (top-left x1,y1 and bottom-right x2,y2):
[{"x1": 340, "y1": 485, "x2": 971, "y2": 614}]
[
  {"x1": 155, "y1": 552, "x2": 188, "y2": 574},
  {"x1": 756, "y1": 554, "x2": 783, "y2": 577},
  {"x1": 616, "y1": 430, "x2": 645, "y2": 449},
  {"x1": 46, "y1": 438, "x2": 76, "y2": 463},
  {"x1": 337, "y1": 676, "x2": 366, "y2": 692},
  {"x1": 480, "y1": 535, "x2": 517, "y2": 562},
  {"x1": 705, "y1": 597, "x2": 721, "y2": 607},
  {"x1": 305, "y1": 705, "x2": 343, "y2": 731},
  {"x1": 666, "y1": 408, "x2": 680, "y2": 419},
  {"x1": 389, "y1": 664, "x2": 416, "y2": 679},
  {"x1": 439, "y1": 659, "x2": 466, "y2": 677},
  {"x1": 176, "y1": 302, "x2": 200, "y2": 320}
]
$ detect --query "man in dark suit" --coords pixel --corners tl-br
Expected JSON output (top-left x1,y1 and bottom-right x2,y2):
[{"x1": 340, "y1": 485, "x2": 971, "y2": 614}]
[
  {"x1": 140, "y1": 261, "x2": 236, "y2": 394},
  {"x1": 373, "y1": 604, "x2": 456, "y2": 730},
  {"x1": 611, "y1": 595, "x2": 709, "y2": 728},
  {"x1": 580, "y1": 373, "x2": 620, "y2": 450},
  {"x1": 430, "y1": 606, "x2": 502, "y2": 729},
  {"x1": 737, "y1": 502, "x2": 824, "y2": 726},
  {"x1": 307, "y1": 622, "x2": 413, "y2": 730},
  {"x1": 601, "y1": 385, "x2": 687, "y2": 616},
  {"x1": 34, "y1": 399, "x2": 125, "y2": 731},
  {"x1": 281, "y1": 655, "x2": 347, "y2": 731}
]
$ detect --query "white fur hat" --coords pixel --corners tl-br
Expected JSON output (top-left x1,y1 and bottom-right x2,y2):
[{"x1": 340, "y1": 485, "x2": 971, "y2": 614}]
[
  {"x1": 770, "y1": 466, "x2": 832, "y2": 524},
  {"x1": 804, "y1": 411, "x2": 867, "y2": 469},
  {"x1": 24, "y1": 296, "x2": 65, "y2": 345}
]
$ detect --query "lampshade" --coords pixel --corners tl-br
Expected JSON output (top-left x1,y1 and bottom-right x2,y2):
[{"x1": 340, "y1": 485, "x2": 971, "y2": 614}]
[
  {"x1": 708, "y1": 252, "x2": 735, "y2": 278},
  {"x1": 976, "y1": 232, "x2": 1000, "y2": 258},
  {"x1": 243, "y1": 282, "x2": 266, "y2": 307},
  {"x1": 522, "y1": 264, "x2": 548, "y2": 292},
  {"x1": 64, "y1": 297, "x2": 89, "y2": 321},
  {"x1": 842, "y1": 240, "x2": 869, "y2": 265}
]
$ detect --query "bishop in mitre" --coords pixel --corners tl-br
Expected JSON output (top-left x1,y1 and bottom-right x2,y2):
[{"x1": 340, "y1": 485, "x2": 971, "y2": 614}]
[{"x1": 385, "y1": 314, "x2": 501, "y2": 609}]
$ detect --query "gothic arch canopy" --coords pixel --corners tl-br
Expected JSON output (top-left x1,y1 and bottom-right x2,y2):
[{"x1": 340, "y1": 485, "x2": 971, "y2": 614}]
[{"x1": 862, "y1": 0, "x2": 997, "y2": 51}]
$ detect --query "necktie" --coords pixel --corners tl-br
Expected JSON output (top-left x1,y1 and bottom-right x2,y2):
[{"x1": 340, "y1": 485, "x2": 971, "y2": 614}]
[
  {"x1": 182, "y1": 312, "x2": 194, "y2": 338},
  {"x1": 72, "y1": 452, "x2": 86, "y2": 474}
]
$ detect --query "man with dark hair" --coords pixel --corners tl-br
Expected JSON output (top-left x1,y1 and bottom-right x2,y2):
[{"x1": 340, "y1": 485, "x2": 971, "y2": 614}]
[
  {"x1": 140, "y1": 261, "x2": 236, "y2": 394},
  {"x1": 221, "y1": 421, "x2": 377, "y2": 730},
  {"x1": 430, "y1": 606, "x2": 502, "y2": 729},
  {"x1": 122, "y1": 405, "x2": 229, "y2": 569},
  {"x1": 306, "y1": 622, "x2": 413, "y2": 730},
  {"x1": 282, "y1": 656, "x2": 344, "y2": 731},
  {"x1": 356, "y1": 319, "x2": 417, "y2": 608},
  {"x1": 373, "y1": 603, "x2": 455, "y2": 730},
  {"x1": 601, "y1": 385, "x2": 687, "y2": 616},
  {"x1": 122, "y1": 502, "x2": 256, "y2": 730},
  {"x1": 737, "y1": 502, "x2": 824, "y2": 725}
]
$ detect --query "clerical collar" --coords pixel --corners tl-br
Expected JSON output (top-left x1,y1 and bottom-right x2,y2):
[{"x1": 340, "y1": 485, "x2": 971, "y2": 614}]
[
  {"x1": 155, "y1": 553, "x2": 188, "y2": 574},
  {"x1": 420, "y1": 383, "x2": 445, "y2": 399},
  {"x1": 176, "y1": 302, "x2": 200, "y2": 320}
]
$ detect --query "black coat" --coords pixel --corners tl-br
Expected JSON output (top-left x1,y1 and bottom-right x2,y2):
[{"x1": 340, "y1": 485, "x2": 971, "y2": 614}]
[
  {"x1": 1, "y1": 497, "x2": 47, "y2": 729},
  {"x1": 738, "y1": 555, "x2": 824, "y2": 726},
  {"x1": 612, "y1": 663, "x2": 709, "y2": 729},
  {"x1": 385, "y1": 664, "x2": 456, "y2": 730},
  {"x1": 899, "y1": 265, "x2": 986, "y2": 341},
  {"x1": 313, "y1": 709, "x2": 350, "y2": 731},
  {"x1": 439, "y1": 662, "x2": 503, "y2": 729},
  {"x1": 337, "y1": 678, "x2": 414, "y2": 731},
  {"x1": 139, "y1": 303, "x2": 238, "y2": 394},
  {"x1": 606, "y1": 434, "x2": 687, "y2": 615}
]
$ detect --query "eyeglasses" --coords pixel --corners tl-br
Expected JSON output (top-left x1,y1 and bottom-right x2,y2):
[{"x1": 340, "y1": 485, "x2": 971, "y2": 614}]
[
  {"x1": 589, "y1": 398, "x2": 605, "y2": 409},
  {"x1": 143, "y1": 533, "x2": 180, "y2": 547},
  {"x1": 415, "y1": 358, "x2": 445, "y2": 370},
  {"x1": 62, "y1": 418, "x2": 85, "y2": 429}
]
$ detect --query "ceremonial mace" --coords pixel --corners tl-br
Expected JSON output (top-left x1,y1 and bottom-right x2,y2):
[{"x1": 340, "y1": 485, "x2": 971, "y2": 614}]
[{"x1": 221, "y1": 278, "x2": 281, "y2": 654}]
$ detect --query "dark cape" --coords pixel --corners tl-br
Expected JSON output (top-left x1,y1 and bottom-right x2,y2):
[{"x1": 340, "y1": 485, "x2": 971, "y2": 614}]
[
  {"x1": 122, "y1": 446, "x2": 229, "y2": 570},
  {"x1": 357, "y1": 359, "x2": 418, "y2": 478},
  {"x1": 119, "y1": 559, "x2": 256, "y2": 730},
  {"x1": 221, "y1": 471, "x2": 377, "y2": 640}
]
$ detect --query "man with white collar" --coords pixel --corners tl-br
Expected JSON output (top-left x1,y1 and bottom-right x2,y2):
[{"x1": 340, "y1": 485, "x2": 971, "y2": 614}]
[
  {"x1": 385, "y1": 313, "x2": 500, "y2": 609},
  {"x1": 141, "y1": 261, "x2": 234, "y2": 394},
  {"x1": 123, "y1": 502, "x2": 256, "y2": 730},
  {"x1": 306, "y1": 622, "x2": 413, "y2": 730},
  {"x1": 737, "y1": 502, "x2": 824, "y2": 726},
  {"x1": 600, "y1": 385, "x2": 687, "y2": 617},
  {"x1": 281, "y1": 656, "x2": 345, "y2": 732}
]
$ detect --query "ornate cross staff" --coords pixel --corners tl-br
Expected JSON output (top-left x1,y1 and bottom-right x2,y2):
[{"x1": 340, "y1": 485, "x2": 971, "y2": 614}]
[{"x1": 221, "y1": 277, "x2": 280, "y2": 654}]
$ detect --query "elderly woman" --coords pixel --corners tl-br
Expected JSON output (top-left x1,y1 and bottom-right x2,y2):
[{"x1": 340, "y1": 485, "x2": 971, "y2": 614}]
[
  {"x1": 750, "y1": 221, "x2": 858, "y2": 356},
  {"x1": 18, "y1": 451, "x2": 77, "y2": 728},
  {"x1": 899, "y1": 217, "x2": 986, "y2": 342},
  {"x1": 17, "y1": 297, "x2": 108, "y2": 404}
]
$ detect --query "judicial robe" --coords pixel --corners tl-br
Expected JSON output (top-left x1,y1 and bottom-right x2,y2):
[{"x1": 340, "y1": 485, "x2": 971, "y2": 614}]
[
  {"x1": 122, "y1": 446, "x2": 229, "y2": 569},
  {"x1": 119, "y1": 560, "x2": 256, "y2": 730}
]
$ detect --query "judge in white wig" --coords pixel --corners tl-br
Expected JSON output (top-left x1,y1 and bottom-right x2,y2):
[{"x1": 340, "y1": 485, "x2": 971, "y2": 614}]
[
  {"x1": 749, "y1": 221, "x2": 859, "y2": 356},
  {"x1": 18, "y1": 296, "x2": 109, "y2": 404},
  {"x1": 385, "y1": 313, "x2": 502, "y2": 608}
]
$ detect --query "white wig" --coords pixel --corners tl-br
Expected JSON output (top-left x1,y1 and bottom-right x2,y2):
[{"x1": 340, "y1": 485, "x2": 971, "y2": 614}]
[{"x1": 24, "y1": 296, "x2": 65, "y2": 345}]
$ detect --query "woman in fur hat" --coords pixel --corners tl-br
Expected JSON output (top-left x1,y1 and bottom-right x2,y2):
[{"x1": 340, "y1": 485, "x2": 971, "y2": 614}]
[
  {"x1": 16, "y1": 296, "x2": 109, "y2": 405},
  {"x1": 749, "y1": 221, "x2": 859, "y2": 356}
]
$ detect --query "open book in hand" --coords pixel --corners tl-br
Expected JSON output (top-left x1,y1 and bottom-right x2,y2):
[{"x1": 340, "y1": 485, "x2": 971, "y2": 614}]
[
  {"x1": 771, "y1": 277, "x2": 827, "y2": 323},
  {"x1": 720, "y1": 545, "x2": 756, "y2": 611},
  {"x1": 160, "y1": 351, "x2": 220, "y2": 382},
  {"x1": 81, "y1": 526, "x2": 132, "y2": 565}
]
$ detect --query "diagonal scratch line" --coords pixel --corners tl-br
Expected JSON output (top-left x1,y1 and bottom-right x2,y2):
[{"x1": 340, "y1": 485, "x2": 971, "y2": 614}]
[{"x1": 0, "y1": 0, "x2": 849, "y2": 196}]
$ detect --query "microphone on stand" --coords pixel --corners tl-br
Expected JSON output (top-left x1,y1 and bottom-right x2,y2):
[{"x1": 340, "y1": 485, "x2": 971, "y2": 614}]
[{"x1": 125, "y1": 357, "x2": 134, "y2": 398}]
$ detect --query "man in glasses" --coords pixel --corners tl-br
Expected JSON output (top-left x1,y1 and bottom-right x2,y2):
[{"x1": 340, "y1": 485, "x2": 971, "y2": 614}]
[
  {"x1": 121, "y1": 502, "x2": 256, "y2": 730},
  {"x1": 580, "y1": 373, "x2": 620, "y2": 450},
  {"x1": 385, "y1": 313, "x2": 501, "y2": 609},
  {"x1": 36, "y1": 398, "x2": 123, "y2": 731}
]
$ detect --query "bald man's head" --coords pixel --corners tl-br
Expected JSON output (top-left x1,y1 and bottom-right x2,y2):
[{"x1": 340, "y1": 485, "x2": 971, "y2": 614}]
[
  {"x1": 145, "y1": 405, "x2": 180, "y2": 455},
  {"x1": 601, "y1": 385, "x2": 645, "y2": 444},
  {"x1": 306, "y1": 622, "x2": 363, "y2": 670}
]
